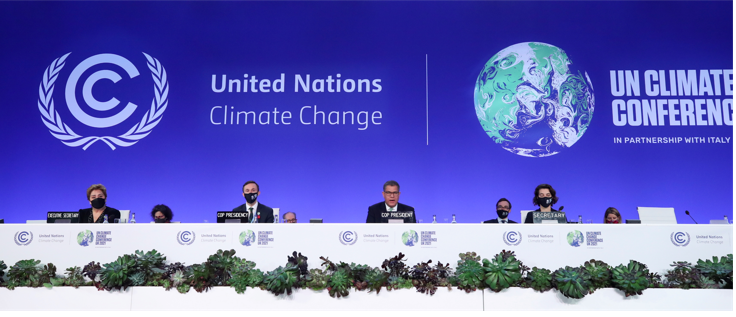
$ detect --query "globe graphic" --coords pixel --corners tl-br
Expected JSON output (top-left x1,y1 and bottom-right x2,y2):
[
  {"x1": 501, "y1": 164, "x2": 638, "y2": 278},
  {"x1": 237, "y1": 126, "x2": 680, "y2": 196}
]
[
  {"x1": 239, "y1": 230, "x2": 255, "y2": 246},
  {"x1": 402, "y1": 230, "x2": 418, "y2": 246},
  {"x1": 567, "y1": 230, "x2": 584, "y2": 247},
  {"x1": 77, "y1": 230, "x2": 93, "y2": 246},
  {"x1": 474, "y1": 42, "x2": 594, "y2": 157}
]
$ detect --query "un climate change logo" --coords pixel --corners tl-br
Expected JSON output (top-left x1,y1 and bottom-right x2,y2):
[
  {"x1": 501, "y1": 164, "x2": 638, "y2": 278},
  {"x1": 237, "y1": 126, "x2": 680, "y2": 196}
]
[
  {"x1": 503, "y1": 231, "x2": 522, "y2": 246},
  {"x1": 14, "y1": 231, "x2": 33, "y2": 246},
  {"x1": 177, "y1": 231, "x2": 195, "y2": 246},
  {"x1": 567, "y1": 230, "x2": 584, "y2": 247},
  {"x1": 474, "y1": 42, "x2": 594, "y2": 157},
  {"x1": 401, "y1": 230, "x2": 419, "y2": 247},
  {"x1": 339, "y1": 231, "x2": 357, "y2": 245},
  {"x1": 77, "y1": 230, "x2": 94, "y2": 247},
  {"x1": 37, "y1": 53, "x2": 169, "y2": 150},
  {"x1": 671, "y1": 232, "x2": 690, "y2": 247},
  {"x1": 239, "y1": 230, "x2": 256, "y2": 246}
]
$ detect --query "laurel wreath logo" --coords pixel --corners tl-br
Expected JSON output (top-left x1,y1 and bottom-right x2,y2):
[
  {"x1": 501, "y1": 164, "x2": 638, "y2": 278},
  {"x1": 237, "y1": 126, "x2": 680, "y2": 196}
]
[{"x1": 37, "y1": 52, "x2": 169, "y2": 150}]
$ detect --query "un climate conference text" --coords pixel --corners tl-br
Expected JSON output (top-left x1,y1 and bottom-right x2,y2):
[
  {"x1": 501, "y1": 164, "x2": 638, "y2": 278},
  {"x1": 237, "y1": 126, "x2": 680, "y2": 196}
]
[{"x1": 609, "y1": 69, "x2": 733, "y2": 126}]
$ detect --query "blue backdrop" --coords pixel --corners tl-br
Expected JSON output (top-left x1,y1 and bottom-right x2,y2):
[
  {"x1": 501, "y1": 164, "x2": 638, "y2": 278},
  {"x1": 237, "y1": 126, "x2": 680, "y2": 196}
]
[{"x1": 0, "y1": 1, "x2": 732, "y2": 224}]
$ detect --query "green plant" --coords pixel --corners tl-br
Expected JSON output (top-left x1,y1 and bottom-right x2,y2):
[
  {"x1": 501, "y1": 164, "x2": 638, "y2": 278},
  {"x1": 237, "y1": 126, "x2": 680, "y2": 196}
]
[
  {"x1": 305, "y1": 268, "x2": 330, "y2": 291},
  {"x1": 386, "y1": 276, "x2": 413, "y2": 290},
  {"x1": 646, "y1": 272, "x2": 665, "y2": 288},
  {"x1": 611, "y1": 260, "x2": 650, "y2": 297},
  {"x1": 381, "y1": 253, "x2": 410, "y2": 280},
  {"x1": 696, "y1": 254, "x2": 733, "y2": 289},
  {"x1": 48, "y1": 266, "x2": 85, "y2": 288},
  {"x1": 132, "y1": 250, "x2": 167, "y2": 286},
  {"x1": 553, "y1": 266, "x2": 590, "y2": 299},
  {"x1": 227, "y1": 258, "x2": 263, "y2": 294},
  {"x1": 363, "y1": 267, "x2": 388, "y2": 293},
  {"x1": 454, "y1": 252, "x2": 485, "y2": 292},
  {"x1": 482, "y1": 250, "x2": 522, "y2": 292},
  {"x1": 188, "y1": 263, "x2": 216, "y2": 293},
  {"x1": 0, "y1": 260, "x2": 7, "y2": 284},
  {"x1": 207, "y1": 249, "x2": 238, "y2": 286},
  {"x1": 327, "y1": 269, "x2": 351, "y2": 297},
  {"x1": 582, "y1": 259, "x2": 611, "y2": 293},
  {"x1": 409, "y1": 260, "x2": 453, "y2": 295},
  {"x1": 263, "y1": 265, "x2": 299, "y2": 295},
  {"x1": 664, "y1": 261, "x2": 699, "y2": 289},
  {"x1": 526, "y1": 267, "x2": 553, "y2": 292},
  {"x1": 5, "y1": 259, "x2": 56, "y2": 289},
  {"x1": 100, "y1": 254, "x2": 136, "y2": 291}
]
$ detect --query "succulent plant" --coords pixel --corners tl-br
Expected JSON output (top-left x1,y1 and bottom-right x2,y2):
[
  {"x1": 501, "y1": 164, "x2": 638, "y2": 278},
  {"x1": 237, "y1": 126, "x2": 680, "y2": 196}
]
[
  {"x1": 482, "y1": 250, "x2": 523, "y2": 292},
  {"x1": 582, "y1": 259, "x2": 612, "y2": 293},
  {"x1": 287, "y1": 251, "x2": 310, "y2": 279},
  {"x1": 327, "y1": 269, "x2": 351, "y2": 297},
  {"x1": 611, "y1": 260, "x2": 650, "y2": 296},
  {"x1": 0, "y1": 260, "x2": 7, "y2": 284},
  {"x1": 454, "y1": 252, "x2": 485, "y2": 292},
  {"x1": 62, "y1": 266, "x2": 86, "y2": 288},
  {"x1": 227, "y1": 258, "x2": 263, "y2": 294},
  {"x1": 263, "y1": 265, "x2": 299, "y2": 295},
  {"x1": 305, "y1": 268, "x2": 330, "y2": 291},
  {"x1": 207, "y1": 249, "x2": 239, "y2": 286},
  {"x1": 386, "y1": 275, "x2": 413, "y2": 290},
  {"x1": 100, "y1": 254, "x2": 136, "y2": 291},
  {"x1": 188, "y1": 263, "x2": 216, "y2": 293},
  {"x1": 696, "y1": 254, "x2": 733, "y2": 289},
  {"x1": 82, "y1": 261, "x2": 102, "y2": 281},
  {"x1": 363, "y1": 267, "x2": 388, "y2": 293},
  {"x1": 5, "y1": 259, "x2": 56, "y2": 289},
  {"x1": 553, "y1": 266, "x2": 590, "y2": 299},
  {"x1": 132, "y1": 249, "x2": 167, "y2": 285},
  {"x1": 381, "y1": 253, "x2": 410, "y2": 280},
  {"x1": 526, "y1": 267, "x2": 553, "y2": 292},
  {"x1": 664, "y1": 261, "x2": 699, "y2": 289},
  {"x1": 646, "y1": 272, "x2": 665, "y2": 288},
  {"x1": 409, "y1": 260, "x2": 453, "y2": 295}
]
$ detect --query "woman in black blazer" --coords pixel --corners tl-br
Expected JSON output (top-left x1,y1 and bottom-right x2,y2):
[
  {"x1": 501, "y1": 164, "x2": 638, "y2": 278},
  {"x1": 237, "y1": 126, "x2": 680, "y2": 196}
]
[{"x1": 78, "y1": 184, "x2": 120, "y2": 223}]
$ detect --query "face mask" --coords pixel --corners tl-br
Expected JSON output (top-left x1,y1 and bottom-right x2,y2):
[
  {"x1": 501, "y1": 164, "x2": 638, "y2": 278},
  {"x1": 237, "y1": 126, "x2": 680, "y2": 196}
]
[
  {"x1": 244, "y1": 192, "x2": 258, "y2": 204},
  {"x1": 91, "y1": 198, "x2": 106, "y2": 209},
  {"x1": 537, "y1": 197, "x2": 553, "y2": 208},
  {"x1": 154, "y1": 218, "x2": 167, "y2": 223},
  {"x1": 496, "y1": 209, "x2": 509, "y2": 219}
]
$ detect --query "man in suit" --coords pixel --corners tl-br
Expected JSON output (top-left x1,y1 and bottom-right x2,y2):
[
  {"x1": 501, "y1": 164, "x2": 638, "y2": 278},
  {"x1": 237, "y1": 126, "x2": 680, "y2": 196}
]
[
  {"x1": 366, "y1": 180, "x2": 416, "y2": 223},
  {"x1": 484, "y1": 198, "x2": 517, "y2": 223},
  {"x1": 232, "y1": 180, "x2": 274, "y2": 223}
]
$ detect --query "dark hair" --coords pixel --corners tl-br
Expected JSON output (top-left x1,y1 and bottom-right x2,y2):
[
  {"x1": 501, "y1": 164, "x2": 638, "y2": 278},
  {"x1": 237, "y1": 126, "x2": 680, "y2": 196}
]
[
  {"x1": 283, "y1": 211, "x2": 297, "y2": 220},
  {"x1": 151, "y1": 204, "x2": 173, "y2": 221},
  {"x1": 496, "y1": 198, "x2": 512, "y2": 209},
  {"x1": 533, "y1": 184, "x2": 559, "y2": 206},
  {"x1": 242, "y1": 180, "x2": 259, "y2": 192},
  {"x1": 604, "y1": 207, "x2": 622, "y2": 223},
  {"x1": 383, "y1": 180, "x2": 400, "y2": 192}
]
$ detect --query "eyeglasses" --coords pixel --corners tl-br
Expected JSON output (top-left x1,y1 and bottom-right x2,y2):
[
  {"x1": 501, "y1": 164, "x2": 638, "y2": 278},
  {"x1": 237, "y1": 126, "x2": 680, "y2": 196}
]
[
  {"x1": 286, "y1": 219, "x2": 297, "y2": 223},
  {"x1": 384, "y1": 191, "x2": 399, "y2": 196},
  {"x1": 496, "y1": 205, "x2": 511, "y2": 210}
]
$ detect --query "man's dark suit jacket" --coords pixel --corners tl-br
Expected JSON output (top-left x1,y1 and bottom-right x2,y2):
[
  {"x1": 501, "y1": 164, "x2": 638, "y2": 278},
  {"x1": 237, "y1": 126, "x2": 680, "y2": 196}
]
[
  {"x1": 232, "y1": 202, "x2": 275, "y2": 223},
  {"x1": 483, "y1": 218, "x2": 518, "y2": 223},
  {"x1": 366, "y1": 202, "x2": 415, "y2": 223},
  {"x1": 79, "y1": 207, "x2": 121, "y2": 223}
]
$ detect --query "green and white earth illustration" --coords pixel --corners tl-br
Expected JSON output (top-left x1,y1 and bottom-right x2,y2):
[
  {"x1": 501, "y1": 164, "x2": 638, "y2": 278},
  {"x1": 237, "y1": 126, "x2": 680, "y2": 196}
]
[
  {"x1": 474, "y1": 42, "x2": 594, "y2": 157},
  {"x1": 239, "y1": 230, "x2": 256, "y2": 246},
  {"x1": 567, "y1": 230, "x2": 584, "y2": 247},
  {"x1": 77, "y1": 230, "x2": 94, "y2": 246},
  {"x1": 401, "y1": 230, "x2": 418, "y2": 246}
]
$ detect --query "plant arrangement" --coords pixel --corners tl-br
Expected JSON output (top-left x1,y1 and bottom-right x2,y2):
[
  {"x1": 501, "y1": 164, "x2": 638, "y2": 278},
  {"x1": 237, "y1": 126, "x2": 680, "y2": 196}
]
[{"x1": 0, "y1": 250, "x2": 732, "y2": 301}]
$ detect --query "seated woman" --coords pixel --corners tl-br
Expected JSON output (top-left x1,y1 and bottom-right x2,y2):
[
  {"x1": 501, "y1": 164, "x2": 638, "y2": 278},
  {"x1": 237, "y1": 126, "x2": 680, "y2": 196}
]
[
  {"x1": 151, "y1": 204, "x2": 174, "y2": 223},
  {"x1": 524, "y1": 184, "x2": 559, "y2": 223},
  {"x1": 604, "y1": 207, "x2": 622, "y2": 223},
  {"x1": 79, "y1": 184, "x2": 120, "y2": 223}
]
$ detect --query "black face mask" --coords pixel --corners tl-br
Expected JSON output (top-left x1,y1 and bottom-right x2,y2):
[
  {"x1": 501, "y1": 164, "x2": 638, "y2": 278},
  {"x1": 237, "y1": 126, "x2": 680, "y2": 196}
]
[
  {"x1": 154, "y1": 218, "x2": 167, "y2": 223},
  {"x1": 496, "y1": 209, "x2": 509, "y2": 219},
  {"x1": 91, "y1": 198, "x2": 106, "y2": 209},
  {"x1": 537, "y1": 197, "x2": 553, "y2": 208},
  {"x1": 244, "y1": 192, "x2": 258, "y2": 204}
]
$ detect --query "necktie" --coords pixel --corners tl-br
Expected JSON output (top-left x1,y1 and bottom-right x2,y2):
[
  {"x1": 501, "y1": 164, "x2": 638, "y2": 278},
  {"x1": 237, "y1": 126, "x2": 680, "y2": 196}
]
[
  {"x1": 249, "y1": 207, "x2": 255, "y2": 223},
  {"x1": 389, "y1": 207, "x2": 394, "y2": 212},
  {"x1": 502, "y1": 220, "x2": 507, "y2": 224}
]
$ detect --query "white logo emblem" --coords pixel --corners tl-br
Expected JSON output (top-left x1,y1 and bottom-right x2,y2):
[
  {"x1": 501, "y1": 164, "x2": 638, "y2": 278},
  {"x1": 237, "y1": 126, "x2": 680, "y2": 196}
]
[{"x1": 37, "y1": 52, "x2": 169, "y2": 149}]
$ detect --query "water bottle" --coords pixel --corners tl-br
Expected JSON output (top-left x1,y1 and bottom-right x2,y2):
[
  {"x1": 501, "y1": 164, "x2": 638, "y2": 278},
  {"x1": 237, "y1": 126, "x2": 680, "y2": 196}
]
[
  {"x1": 102, "y1": 215, "x2": 109, "y2": 223},
  {"x1": 432, "y1": 215, "x2": 437, "y2": 223},
  {"x1": 130, "y1": 213, "x2": 136, "y2": 223},
  {"x1": 451, "y1": 214, "x2": 457, "y2": 224},
  {"x1": 725, "y1": 215, "x2": 729, "y2": 223},
  {"x1": 578, "y1": 215, "x2": 583, "y2": 224}
]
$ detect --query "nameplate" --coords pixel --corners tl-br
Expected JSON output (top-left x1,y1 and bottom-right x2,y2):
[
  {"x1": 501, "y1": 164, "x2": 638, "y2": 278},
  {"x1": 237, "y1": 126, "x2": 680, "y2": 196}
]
[{"x1": 532, "y1": 211, "x2": 567, "y2": 224}]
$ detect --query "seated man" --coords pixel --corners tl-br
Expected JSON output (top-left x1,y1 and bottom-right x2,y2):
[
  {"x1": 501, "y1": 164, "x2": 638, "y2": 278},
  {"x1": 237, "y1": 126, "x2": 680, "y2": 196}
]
[
  {"x1": 232, "y1": 180, "x2": 274, "y2": 223},
  {"x1": 366, "y1": 180, "x2": 416, "y2": 223},
  {"x1": 283, "y1": 211, "x2": 297, "y2": 223},
  {"x1": 484, "y1": 198, "x2": 517, "y2": 223}
]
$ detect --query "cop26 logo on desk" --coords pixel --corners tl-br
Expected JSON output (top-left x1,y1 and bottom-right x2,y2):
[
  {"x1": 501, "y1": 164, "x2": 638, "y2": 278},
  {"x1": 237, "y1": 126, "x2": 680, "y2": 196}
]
[
  {"x1": 474, "y1": 42, "x2": 594, "y2": 157},
  {"x1": 37, "y1": 53, "x2": 169, "y2": 150}
]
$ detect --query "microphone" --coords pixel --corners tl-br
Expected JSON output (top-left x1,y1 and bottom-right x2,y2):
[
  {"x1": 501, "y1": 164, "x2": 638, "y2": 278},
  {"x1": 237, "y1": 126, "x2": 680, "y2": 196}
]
[
  {"x1": 558, "y1": 206, "x2": 565, "y2": 212},
  {"x1": 685, "y1": 210, "x2": 698, "y2": 224}
]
